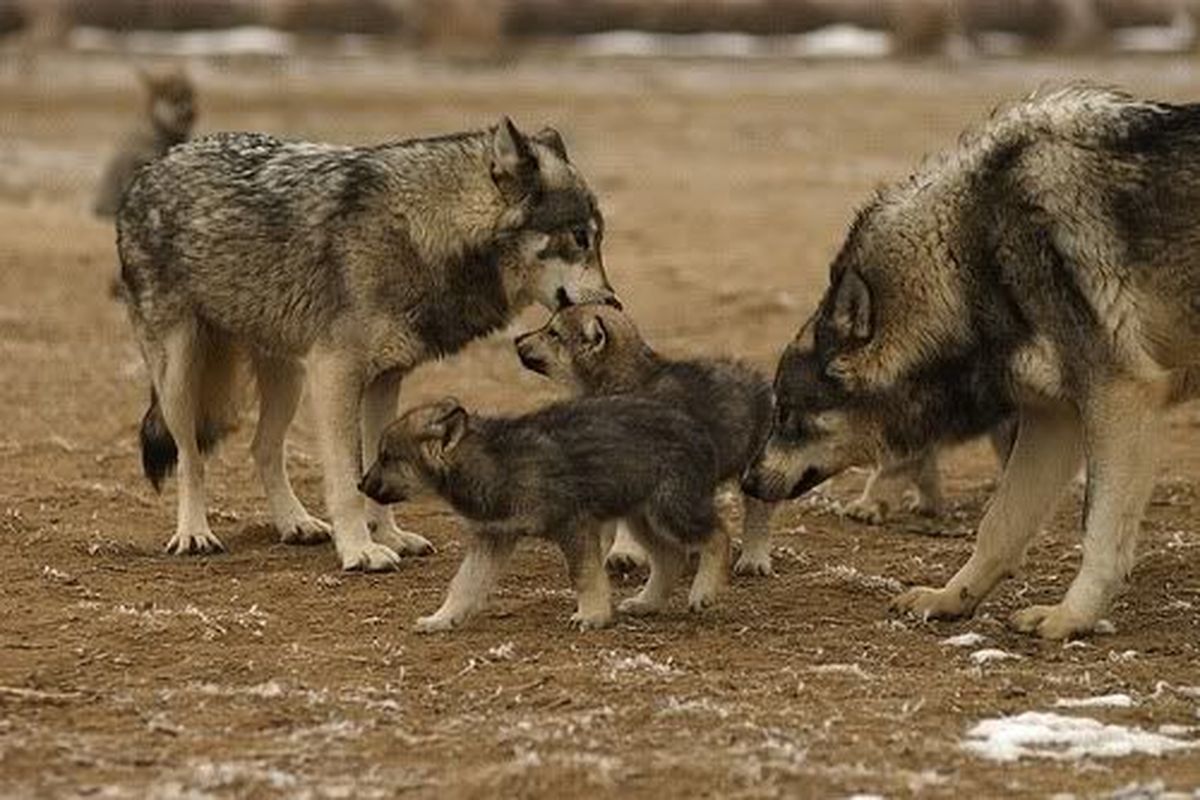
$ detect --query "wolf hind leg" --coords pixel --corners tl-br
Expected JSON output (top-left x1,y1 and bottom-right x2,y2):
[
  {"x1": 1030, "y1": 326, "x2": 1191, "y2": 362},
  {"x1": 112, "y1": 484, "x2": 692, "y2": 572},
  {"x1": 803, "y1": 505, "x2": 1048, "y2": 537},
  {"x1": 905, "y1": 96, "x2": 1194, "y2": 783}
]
[
  {"x1": 905, "y1": 448, "x2": 944, "y2": 517},
  {"x1": 688, "y1": 520, "x2": 729, "y2": 612},
  {"x1": 360, "y1": 370, "x2": 434, "y2": 556},
  {"x1": 157, "y1": 322, "x2": 224, "y2": 555},
  {"x1": 733, "y1": 494, "x2": 774, "y2": 577},
  {"x1": 561, "y1": 523, "x2": 613, "y2": 630},
  {"x1": 617, "y1": 515, "x2": 686, "y2": 616},
  {"x1": 251, "y1": 354, "x2": 329, "y2": 545},
  {"x1": 843, "y1": 464, "x2": 905, "y2": 524},
  {"x1": 308, "y1": 347, "x2": 398, "y2": 571}
]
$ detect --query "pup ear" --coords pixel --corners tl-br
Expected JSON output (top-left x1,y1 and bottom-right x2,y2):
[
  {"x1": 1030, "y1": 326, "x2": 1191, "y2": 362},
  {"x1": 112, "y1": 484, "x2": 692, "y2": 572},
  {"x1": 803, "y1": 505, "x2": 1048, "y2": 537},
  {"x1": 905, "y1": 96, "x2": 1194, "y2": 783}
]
[
  {"x1": 433, "y1": 399, "x2": 468, "y2": 454},
  {"x1": 490, "y1": 116, "x2": 537, "y2": 200},
  {"x1": 829, "y1": 268, "x2": 872, "y2": 343},
  {"x1": 531, "y1": 127, "x2": 568, "y2": 161},
  {"x1": 582, "y1": 314, "x2": 608, "y2": 352}
]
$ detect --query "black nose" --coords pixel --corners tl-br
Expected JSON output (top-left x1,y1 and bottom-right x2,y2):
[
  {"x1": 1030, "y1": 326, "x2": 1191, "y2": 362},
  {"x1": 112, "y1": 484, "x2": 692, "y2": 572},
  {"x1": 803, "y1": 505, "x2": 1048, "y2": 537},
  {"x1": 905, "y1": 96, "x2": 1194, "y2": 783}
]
[
  {"x1": 555, "y1": 288, "x2": 571, "y2": 310},
  {"x1": 602, "y1": 295, "x2": 623, "y2": 311}
]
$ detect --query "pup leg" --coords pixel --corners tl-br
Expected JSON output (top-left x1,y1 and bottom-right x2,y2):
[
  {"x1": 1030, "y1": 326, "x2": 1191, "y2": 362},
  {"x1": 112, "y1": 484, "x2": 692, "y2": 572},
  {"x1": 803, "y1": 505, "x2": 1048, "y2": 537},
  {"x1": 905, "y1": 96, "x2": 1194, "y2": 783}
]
[
  {"x1": 360, "y1": 370, "x2": 434, "y2": 556},
  {"x1": 733, "y1": 495, "x2": 774, "y2": 577},
  {"x1": 251, "y1": 354, "x2": 329, "y2": 545},
  {"x1": 905, "y1": 447, "x2": 944, "y2": 517},
  {"x1": 605, "y1": 519, "x2": 649, "y2": 574},
  {"x1": 159, "y1": 323, "x2": 224, "y2": 555},
  {"x1": 1012, "y1": 381, "x2": 1164, "y2": 639},
  {"x1": 843, "y1": 464, "x2": 905, "y2": 524},
  {"x1": 561, "y1": 524, "x2": 612, "y2": 630},
  {"x1": 416, "y1": 531, "x2": 517, "y2": 633},
  {"x1": 307, "y1": 348, "x2": 398, "y2": 571},
  {"x1": 688, "y1": 520, "x2": 730, "y2": 612},
  {"x1": 893, "y1": 402, "x2": 1082, "y2": 621},
  {"x1": 617, "y1": 515, "x2": 685, "y2": 616}
]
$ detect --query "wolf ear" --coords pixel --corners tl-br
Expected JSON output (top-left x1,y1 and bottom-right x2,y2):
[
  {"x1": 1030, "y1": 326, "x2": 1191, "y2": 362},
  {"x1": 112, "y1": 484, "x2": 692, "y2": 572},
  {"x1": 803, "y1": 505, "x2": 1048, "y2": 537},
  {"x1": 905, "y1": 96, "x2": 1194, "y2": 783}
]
[
  {"x1": 531, "y1": 127, "x2": 569, "y2": 161},
  {"x1": 582, "y1": 314, "x2": 608, "y2": 352},
  {"x1": 830, "y1": 268, "x2": 872, "y2": 343},
  {"x1": 490, "y1": 116, "x2": 537, "y2": 200},
  {"x1": 434, "y1": 401, "x2": 468, "y2": 454}
]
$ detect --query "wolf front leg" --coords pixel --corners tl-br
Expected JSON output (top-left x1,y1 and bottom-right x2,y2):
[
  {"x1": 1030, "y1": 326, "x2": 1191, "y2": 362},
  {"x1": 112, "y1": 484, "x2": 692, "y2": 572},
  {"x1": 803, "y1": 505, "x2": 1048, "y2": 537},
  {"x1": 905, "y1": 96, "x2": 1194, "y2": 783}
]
[
  {"x1": 1011, "y1": 381, "x2": 1164, "y2": 639},
  {"x1": 360, "y1": 369, "x2": 435, "y2": 556},
  {"x1": 416, "y1": 530, "x2": 518, "y2": 633},
  {"x1": 893, "y1": 402, "x2": 1083, "y2": 621},
  {"x1": 307, "y1": 348, "x2": 400, "y2": 571},
  {"x1": 561, "y1": 523, "x2": 613, "y2": 630}
]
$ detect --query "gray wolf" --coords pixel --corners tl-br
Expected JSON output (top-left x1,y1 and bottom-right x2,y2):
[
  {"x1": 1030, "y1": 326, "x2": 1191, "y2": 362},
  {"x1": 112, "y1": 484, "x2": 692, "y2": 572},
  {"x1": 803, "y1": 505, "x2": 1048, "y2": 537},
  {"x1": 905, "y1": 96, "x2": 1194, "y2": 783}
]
[
  {"x1": 359, "y1": 397, "x2": 729, "y2": 631},
  {"x1": 743, "y1": 84, "x2": 1200, "y2": 639},
  {"x1": 117, "y1": 118, "x2": 617, "y2": 571},
  {"x1": 514, "y1": 303, "x2": 777, "y2": 575},
  {"x1": 94, "y1": 66, "x2": 196, "y2": 218}
]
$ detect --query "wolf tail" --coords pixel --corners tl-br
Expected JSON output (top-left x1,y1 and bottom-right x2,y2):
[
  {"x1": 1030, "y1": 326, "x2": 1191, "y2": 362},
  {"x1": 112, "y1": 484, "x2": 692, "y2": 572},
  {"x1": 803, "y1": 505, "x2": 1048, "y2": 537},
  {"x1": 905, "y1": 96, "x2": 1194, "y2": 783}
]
[{"x1": 140, "y1": 389, "x2": 177, "y2": 492}]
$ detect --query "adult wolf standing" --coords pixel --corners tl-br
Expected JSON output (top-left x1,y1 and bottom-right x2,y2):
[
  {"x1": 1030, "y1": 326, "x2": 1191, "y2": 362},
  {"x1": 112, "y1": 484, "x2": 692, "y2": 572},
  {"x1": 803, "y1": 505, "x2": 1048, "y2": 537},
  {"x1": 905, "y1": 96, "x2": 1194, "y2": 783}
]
[
  {"x1": 117, "y1": 119, "x2": 617, "y2": 571},
  {"x1": 743, "y1": 85, "x2": 1200, "y2": 638}
]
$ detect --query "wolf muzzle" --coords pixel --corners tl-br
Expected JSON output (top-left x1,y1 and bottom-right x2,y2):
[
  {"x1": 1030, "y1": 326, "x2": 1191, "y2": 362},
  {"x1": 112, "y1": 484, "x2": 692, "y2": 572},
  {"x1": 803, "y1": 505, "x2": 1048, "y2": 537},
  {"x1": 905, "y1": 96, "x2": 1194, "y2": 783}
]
[
  {"x1": 358, "y1": 466, "x2": 404, "y2": 505},
  {"x1": 514, "y1": 335, "x2": 548, "y2": 375},
  {"x1": 741, "y1": 465, "x2": 827, "y2": 502}
]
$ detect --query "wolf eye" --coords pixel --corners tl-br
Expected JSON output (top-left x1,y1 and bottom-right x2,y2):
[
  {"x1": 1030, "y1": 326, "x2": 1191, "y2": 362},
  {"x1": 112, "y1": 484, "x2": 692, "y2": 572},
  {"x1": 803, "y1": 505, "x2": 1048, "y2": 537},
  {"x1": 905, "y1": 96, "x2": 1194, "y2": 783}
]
[{"x1": 572, "y1": 227, "x2": 590, "y2": 249}]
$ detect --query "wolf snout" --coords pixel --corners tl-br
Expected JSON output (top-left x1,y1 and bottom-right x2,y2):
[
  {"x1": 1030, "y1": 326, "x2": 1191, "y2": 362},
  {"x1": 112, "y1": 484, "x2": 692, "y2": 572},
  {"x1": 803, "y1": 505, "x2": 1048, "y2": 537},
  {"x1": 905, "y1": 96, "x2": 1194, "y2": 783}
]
[{"x1": 358, "y1": 466, "x2": 400, "y2": 504}]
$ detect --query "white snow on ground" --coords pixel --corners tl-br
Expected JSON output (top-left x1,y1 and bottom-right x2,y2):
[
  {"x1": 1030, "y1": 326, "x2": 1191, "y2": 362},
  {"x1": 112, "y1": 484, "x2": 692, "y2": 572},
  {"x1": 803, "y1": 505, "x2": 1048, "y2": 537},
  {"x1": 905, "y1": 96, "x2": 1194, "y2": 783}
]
[
  {"x1": 969, "y1": 648, "x2": 1023, "y2": 665},
  {"x1": 941, "y1": 632, "x2": 987, "y2": 648},
  {"x1": 1054, "y1": 694, "x2": 1136, "y2": 709},
  {"x1": 963, "y1": 711, "x2": 1197, "y2": 762}
]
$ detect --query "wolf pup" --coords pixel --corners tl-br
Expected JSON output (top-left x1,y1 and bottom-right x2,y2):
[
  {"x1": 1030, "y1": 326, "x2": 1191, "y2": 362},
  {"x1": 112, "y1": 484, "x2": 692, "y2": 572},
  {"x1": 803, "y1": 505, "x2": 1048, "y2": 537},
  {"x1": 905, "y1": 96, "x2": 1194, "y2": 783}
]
[
  {"x1": 515, "y1": 303, "x2": 777, "y2": 575},
  {"x1": 118, "y1": 118, "x2": 618, "y2": 571},
  {"x1": 359, "y1": 397, "x2": 729, "y2": 631},
  {"x1": 743, "y1": 85, "x2": 1200, "y2": 639},
  {"x1": 94, "y1": 66, "x2": 196, "y2": 218}
]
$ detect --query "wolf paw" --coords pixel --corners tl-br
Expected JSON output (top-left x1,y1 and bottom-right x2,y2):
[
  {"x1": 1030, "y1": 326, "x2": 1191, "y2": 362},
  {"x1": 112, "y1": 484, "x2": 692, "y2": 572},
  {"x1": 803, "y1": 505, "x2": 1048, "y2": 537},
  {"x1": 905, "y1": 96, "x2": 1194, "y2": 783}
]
[
  {"x1": 842, "y1": 499, "x2": 887, "y2": 525},
  {"x1": 165, "y1": 528, "x2": 225, "y2": 555},
  {"x1": 891, "y1": 585, "x2": 972, "y2": 621},
  {"x1": 569, "y1": 610, "x2": 612, "y2": 631},
  {"x1": 618, "y1": 595, "x2": 664, "y2": 616},
  {"x1": 1010, "y1": 603, "x2": 1098, "y2": 640},
  {"x1": 414, "y1": 612, "x2": 460, "y2": 633},
  {"x1": 606, "y1": 547, "x2": 649, "y2": 575},
  {"x1": 340, "y1": 542, "x2": 401, "y2": 572},
  {"x1": 733, "y1": 549, "x2": 773, "y2": 577},
  {"x1": 903, "y1": 492, "x2": 943, "y2": 518},
  {"x1": 278, "y1": 515, "x2": 331, "y2": 545},
  {"x1": 687, "y1": 588, "x2": 719, "y2": 613},
  {"x1": 369, "y1": 524, "x2": 435, "y2": 556}
]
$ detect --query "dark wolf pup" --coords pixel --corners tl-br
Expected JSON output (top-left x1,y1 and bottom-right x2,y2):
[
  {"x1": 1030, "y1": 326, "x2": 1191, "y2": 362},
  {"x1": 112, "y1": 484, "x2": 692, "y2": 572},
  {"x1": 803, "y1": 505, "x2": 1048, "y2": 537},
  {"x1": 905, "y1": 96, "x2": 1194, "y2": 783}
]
[
  {"x1": 515, "y1": 303, "x2": 777, "y2": 575},
  {"x1": 94, "y1": 66, "x2": 196, "y2": 218},
  {"x1": 118, "y1": 118, "x2": 618, "y2": 570},
  {"x1": 744, "y1": 84, "x2": 1200, "y2": 639},
  {"x1": 359, "y1": 397, "x2": 729, "y2": 631}
]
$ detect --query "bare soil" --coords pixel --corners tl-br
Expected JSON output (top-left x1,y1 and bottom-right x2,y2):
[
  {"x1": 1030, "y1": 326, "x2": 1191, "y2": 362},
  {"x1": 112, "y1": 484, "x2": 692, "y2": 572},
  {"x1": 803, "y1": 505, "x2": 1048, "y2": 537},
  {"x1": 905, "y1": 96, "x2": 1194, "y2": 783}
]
[{"x1": 1, "y1": 53, "x2": 1198, "y2": 798}]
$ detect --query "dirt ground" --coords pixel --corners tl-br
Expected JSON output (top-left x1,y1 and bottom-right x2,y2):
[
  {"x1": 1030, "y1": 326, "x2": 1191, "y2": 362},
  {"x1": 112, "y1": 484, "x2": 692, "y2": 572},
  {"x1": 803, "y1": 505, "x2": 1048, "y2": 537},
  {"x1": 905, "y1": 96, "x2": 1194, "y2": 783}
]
[{"x1": 1, "y1": 51, "x2": 1199, "y2": 798}]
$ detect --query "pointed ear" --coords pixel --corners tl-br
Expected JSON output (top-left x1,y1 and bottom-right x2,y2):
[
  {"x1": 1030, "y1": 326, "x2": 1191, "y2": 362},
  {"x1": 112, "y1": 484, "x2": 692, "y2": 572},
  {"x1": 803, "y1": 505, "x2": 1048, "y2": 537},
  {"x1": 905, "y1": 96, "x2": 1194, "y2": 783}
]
[
  {"x1": 490, "y1": 116, "x2": 536, "y2": 200},
  {"x1": 829, "y1": 268, "x2": 873, "y2": 343},
  {"x1": 434, "y1": 400, "x2": 467, "y2": 454},
  {"x1": 582, "y1": 314, "x2": 607, "y2": 352},
  {"x1": 531, "y1": 127, "x2": 568, "y2": 161}
]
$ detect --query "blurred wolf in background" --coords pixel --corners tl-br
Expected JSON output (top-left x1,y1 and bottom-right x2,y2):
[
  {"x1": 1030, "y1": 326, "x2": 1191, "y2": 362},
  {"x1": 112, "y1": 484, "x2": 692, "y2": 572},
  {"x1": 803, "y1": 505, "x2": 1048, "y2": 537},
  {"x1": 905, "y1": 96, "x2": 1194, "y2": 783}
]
[
  {"x1": 93, "y1": 66, "x2": 196, "y2": 218},
  {"x1": 117, "y1": 118, "x2": 618, "y2": 571},
  {"x1": 360, "y1": 396, "x2": 728, "y2": 631},
  {"x1": 743, "y1": 85, "x2": 1200, "y2": 639},
  {"x1": 515, "y1": 303, "x2": 776, "y2": 576}
]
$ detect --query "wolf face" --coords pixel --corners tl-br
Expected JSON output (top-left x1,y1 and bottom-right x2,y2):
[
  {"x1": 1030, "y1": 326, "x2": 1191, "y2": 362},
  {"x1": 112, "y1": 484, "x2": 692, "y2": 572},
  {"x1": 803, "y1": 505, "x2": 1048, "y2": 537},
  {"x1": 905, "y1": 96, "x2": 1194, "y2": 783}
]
[
  {"x1": 141, "y1": 67, "x2": 196, "y2": 142},
  {"x1": 359, "y1": 399, "x2": 468, "y2": 505},
  {"x1": 492, "y1": 122, "x2": 618, "y2": 311},
  {"x1": 514, "y1": 303, "x2": 637, "y2": 389}
]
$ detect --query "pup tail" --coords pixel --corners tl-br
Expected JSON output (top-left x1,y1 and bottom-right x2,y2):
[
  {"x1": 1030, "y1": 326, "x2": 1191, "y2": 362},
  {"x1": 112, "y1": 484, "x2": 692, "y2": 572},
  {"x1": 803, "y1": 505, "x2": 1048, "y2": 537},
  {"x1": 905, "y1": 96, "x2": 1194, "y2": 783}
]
[{"x1": 140, "y1": 389, "x2": 177, "y2": 492}]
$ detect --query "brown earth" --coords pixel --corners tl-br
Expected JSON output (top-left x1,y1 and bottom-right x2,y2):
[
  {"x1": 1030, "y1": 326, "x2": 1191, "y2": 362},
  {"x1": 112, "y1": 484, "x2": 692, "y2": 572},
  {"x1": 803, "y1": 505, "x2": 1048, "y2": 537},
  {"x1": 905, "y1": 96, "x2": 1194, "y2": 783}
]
[{"x1": 1, "y1": 53, "x2": 1198, "y2": 798}]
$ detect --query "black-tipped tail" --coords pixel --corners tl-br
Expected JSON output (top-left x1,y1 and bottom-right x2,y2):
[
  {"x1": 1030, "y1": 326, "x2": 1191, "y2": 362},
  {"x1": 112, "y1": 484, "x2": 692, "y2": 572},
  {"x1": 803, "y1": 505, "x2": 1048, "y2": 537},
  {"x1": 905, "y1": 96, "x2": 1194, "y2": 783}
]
[{"x1": 140, "y1": 389, "x2": 177, "y2": 492}]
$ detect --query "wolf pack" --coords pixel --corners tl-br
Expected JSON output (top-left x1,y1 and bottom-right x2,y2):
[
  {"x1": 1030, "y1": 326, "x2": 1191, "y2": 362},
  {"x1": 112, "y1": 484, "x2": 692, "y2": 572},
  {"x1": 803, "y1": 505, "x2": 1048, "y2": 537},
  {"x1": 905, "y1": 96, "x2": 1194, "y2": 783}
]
[{"x1": 101, "y1": 75, "x2": 1200, "y2": 642}]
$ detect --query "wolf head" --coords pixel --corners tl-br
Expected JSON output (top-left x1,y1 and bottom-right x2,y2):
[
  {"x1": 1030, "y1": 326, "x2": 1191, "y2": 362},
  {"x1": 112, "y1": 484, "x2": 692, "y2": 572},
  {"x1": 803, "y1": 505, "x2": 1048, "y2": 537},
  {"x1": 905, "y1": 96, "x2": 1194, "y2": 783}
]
[
  {"x1": 742, "y1": 192, "x2": 989, "y2": 503},
  {"x1": 490, "y1": 118, "x2": 620, "y2": 311},
  {"x1": 139, "y1": 66, "x2": 196, "y2": 141},
  {"x1": 514, "y1": 303, "x2": 648, "y2": 392},
  {"x1": 359, "y1": 399, "x2": 470, "y2": 505}
]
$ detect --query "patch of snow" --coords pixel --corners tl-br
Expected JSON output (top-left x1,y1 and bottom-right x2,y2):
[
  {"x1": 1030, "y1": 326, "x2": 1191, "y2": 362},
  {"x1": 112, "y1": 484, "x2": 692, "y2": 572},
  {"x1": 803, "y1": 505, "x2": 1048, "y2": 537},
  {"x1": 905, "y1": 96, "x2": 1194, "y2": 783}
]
[
  {"x1": 808, "y1": 663, "x2": 872, "y2": 680},
  {"x1": 941, "y1": 632, "x2": 987, "y2": 648},
  {"x1": 486, "y1": 641, "x2": 515, "y2": 661},
  {"x1": 603, "y1": 651, "x2": 681, "y2": 679},
  {"x1": 810, "y1": 564, "x2": 905, "y2": 594},
  {"x1": 963, "y1": 711, "x2": 1197, "y2": 762},
  {"x1": 970, "y1": 648, "x2": 1023, "y2": 665},
  {"x1": 1054, "y1": 694, "x2": 1135, "y2": 709},
  {"x1": 789, "y1": 25, "x2": 891, "y2": 58}
]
